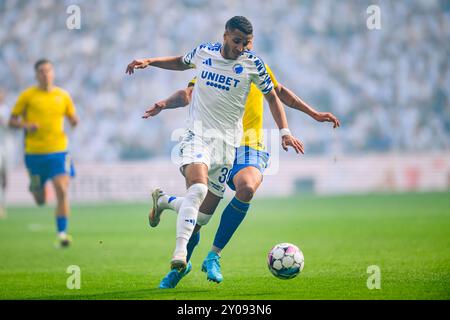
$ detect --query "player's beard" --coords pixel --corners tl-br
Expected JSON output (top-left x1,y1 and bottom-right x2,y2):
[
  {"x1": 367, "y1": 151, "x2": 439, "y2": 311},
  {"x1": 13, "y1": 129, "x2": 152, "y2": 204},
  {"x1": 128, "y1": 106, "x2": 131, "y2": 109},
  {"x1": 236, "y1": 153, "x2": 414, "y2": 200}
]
[{"x1": 222, "y1": 43, "x2": 238, "y2": 60}]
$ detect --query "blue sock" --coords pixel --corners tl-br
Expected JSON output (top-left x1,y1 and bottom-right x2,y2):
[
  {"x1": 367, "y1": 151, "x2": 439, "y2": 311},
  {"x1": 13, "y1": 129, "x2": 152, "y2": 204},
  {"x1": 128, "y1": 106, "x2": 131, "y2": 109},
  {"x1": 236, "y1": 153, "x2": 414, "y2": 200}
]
[
  {"x1": 187, "y1": 231, "x2": 200, "y2": 262},
  {"x1": 213, "y1": 197, "x2": 250, "y2": 250},
  {"x1": 56, "y1": 216, "x2": 68, "y2": 234}
]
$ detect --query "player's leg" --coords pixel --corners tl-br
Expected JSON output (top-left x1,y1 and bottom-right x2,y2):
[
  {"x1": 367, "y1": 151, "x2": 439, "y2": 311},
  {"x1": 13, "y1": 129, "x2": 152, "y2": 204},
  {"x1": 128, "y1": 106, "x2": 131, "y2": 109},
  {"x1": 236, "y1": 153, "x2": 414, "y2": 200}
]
[
  {"x1": 200, "y1": 167, "x2": 262, "y2": 283},
  {"x1": 187, "y1": 192, "x2": 221, "y2": 261},
  {"x1": 158, "y1": 192, "x2": 221, "y2": 289},
  {"x1": 25, "y1": 156, "x2": 47, "y2": 206},
  {"x1": 171, "y1": 163, "x2": 208, "y2": 270},
  {"x1": 148, "y1": 187, "x2": 197, "y2": 227},
  {"x1": 148, "y1": 187, "x2": 168, "y2": 227},
  {"x1": 202, "y1": 147, "x2": 269, "y2": 282},
  {"x1": 153, "y1": 191, "x2": 220, "y2": 254},
  {"x1": 149, "y1": 130, "x2": 207, "y2": 228},
  {"x1": 234, "y1": 166, "x2": 262, "y2": 202},
  {"x1": 30, "y1": 185, "x2": 46, "y2": 206},
  {"x1": 150, "y1": 190, "x2": 184, "y2": 219},
  {"x1": 49, "y1": 152, "x2": 75, "y2": 248},
  {"x1": 198, "y1": 146, "x2": 236, "y2": 283},
  {"x1": 149, "y1": 177, "x2": 222, "y2": 222},
  {"x1": 211, "y1": 165, "x2": 262, "y2": 253},
  {"x1": 52, "y1": 174, "x2": 71, "y2": 247}
]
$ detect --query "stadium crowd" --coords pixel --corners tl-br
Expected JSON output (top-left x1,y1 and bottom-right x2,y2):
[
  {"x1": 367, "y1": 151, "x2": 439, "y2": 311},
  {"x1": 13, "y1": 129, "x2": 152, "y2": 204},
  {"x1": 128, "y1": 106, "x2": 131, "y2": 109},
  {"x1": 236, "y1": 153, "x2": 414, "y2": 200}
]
[{"x1": 0, "y1": 0, "x2": 449, "y2": 163}]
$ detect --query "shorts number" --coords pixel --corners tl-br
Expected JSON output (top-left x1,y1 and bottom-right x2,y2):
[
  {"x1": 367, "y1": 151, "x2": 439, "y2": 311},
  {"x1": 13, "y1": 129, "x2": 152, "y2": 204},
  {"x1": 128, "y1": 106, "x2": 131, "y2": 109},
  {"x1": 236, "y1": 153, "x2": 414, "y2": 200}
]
[{"x1": 218, "y1": 167, "x2": 230, "y2": 183}]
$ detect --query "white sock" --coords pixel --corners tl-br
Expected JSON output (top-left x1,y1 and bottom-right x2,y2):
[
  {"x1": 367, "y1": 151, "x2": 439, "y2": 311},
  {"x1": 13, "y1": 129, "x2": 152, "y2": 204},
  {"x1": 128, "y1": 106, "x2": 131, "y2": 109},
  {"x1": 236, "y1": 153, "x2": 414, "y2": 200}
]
[
  {"x1": 173, "y1": 183, "x2": 208, "y2": 258},
  {"x1": 158, "y1": 195, "x2": 184, "y2": 213},
  {"x1": 175, "y1": 238, "x2": 188, "y2": 257}
]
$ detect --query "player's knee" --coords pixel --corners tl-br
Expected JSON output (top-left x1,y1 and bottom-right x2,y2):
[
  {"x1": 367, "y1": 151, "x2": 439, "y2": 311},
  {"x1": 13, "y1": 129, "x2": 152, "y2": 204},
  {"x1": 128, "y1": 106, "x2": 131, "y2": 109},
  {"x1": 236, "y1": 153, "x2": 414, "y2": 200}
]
[
  {"x1": 236, "y1": 183, "x2": 257, "y2": 202},
  {"x1": 54, "y1": 184, "x2": 67, "y2": 196},
  {"x1": 187, "y1": 183, "x2": 208, "y2": 203},
  {"x1": 186, "y1": 176, "x2": 207, "y2": 188},
  {"x1": 184, "y1": 163, "x2": 208, "y2": 185}
]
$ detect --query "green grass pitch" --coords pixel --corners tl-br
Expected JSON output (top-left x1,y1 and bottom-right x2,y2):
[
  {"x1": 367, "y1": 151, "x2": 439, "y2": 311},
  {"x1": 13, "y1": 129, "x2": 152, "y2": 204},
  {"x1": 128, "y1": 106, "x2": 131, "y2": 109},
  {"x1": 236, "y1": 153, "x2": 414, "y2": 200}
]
[{"x1": 0, "y1": 192, "x2": 449, "y2": 300}]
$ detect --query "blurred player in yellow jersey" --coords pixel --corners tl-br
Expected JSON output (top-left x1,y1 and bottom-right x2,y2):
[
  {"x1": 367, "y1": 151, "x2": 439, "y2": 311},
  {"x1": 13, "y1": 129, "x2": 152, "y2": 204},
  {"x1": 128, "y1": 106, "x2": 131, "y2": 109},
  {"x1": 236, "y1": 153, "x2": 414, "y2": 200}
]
[
  {"x1": 9, "y1": 59, "x2": 78, "y2": 248},
  {"x1": 145, "y1": 40, "x2": 339, "y2": 288}
]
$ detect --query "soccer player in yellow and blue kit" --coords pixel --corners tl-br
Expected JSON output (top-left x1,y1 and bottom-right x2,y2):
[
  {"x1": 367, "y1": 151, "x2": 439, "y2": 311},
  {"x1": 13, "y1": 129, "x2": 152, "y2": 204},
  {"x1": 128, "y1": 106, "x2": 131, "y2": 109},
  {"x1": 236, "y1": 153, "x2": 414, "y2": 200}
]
[{"x1": 9, "y1": 59, "x2": 78, "y2": 247}]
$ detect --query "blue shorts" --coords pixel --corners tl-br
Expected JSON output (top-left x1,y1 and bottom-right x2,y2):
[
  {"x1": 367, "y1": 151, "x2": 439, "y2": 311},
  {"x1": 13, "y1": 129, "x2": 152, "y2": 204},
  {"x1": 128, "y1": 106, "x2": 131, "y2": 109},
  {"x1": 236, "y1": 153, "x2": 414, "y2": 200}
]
[
  {"x1": 227, "y1": 146, "x2": 270, "y2": 191},
  {"x1": 24, "y1": 152, "x2": 75, "y2": 191}
]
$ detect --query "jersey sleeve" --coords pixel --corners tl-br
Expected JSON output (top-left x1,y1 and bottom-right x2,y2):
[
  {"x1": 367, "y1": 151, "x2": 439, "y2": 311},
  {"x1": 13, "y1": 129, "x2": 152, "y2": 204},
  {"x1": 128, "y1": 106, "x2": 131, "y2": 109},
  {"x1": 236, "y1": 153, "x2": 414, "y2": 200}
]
[
  {"x1": 64, "y1": 92, "x2": 76, "y2": 117},
  {"x1": 182, "y1": 43, "x2": 206, "y2": 68},
  {"x1": 248, "y1": 56, "x2": 274, "y2": 95},
  {"x1": 11, "y1": 90, "x2": 28, "y2": 117},
  {"x1": 265, "y1": 64, "x2": 279, "y2": 89}
]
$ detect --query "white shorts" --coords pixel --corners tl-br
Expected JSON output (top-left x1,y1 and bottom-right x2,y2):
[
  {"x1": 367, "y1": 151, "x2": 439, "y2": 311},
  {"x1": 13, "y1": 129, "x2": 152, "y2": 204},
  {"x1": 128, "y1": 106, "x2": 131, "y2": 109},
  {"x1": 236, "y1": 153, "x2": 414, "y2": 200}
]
[{"x1": 178, "y1": 130, "x2": 235, "y2": 198}]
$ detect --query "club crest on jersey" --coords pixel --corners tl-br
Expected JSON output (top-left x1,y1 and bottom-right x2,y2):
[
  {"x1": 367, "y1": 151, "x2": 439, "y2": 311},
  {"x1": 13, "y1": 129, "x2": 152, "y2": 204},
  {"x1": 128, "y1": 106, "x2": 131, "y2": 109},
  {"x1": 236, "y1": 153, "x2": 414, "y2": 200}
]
[
  {"x1": 233, "y1": 64, "x2": 244, "y2": 74},
  {"x1": 201, "y1": 71, "x2": 240, "y2": 91}
]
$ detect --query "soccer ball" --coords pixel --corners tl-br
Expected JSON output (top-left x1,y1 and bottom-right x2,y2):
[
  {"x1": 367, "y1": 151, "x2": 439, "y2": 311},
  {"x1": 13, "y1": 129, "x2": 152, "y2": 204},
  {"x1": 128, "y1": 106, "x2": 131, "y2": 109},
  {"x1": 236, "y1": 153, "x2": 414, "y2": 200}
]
[{"x1": 267, "y1": 243, "x2": 304, "y2": 280}]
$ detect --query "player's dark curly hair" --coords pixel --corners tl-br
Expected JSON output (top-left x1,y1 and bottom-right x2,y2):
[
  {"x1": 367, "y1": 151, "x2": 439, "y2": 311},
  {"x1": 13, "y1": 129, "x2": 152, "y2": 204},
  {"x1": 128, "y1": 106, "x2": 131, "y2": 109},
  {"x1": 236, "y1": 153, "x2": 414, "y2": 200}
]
[
  {"x1": 225, "y1": 16, "x2": 253, "y2": 35},
  {"x1": 34, "y1": 59, "x2": 51, "y2": 71}
]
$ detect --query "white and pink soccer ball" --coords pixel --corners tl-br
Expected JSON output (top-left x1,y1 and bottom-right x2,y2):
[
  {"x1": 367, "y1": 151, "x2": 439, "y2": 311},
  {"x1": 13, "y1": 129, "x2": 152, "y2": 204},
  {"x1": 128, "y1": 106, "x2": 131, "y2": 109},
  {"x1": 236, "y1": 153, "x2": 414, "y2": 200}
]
[{"x1": 267, "y1": 243, "x2": 304, "y2": 280}]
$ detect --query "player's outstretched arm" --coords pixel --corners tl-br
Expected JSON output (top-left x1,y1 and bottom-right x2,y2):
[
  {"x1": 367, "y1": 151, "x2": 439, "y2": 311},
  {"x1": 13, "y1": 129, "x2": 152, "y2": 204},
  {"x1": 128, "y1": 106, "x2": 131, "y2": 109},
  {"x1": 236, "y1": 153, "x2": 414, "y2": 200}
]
[
  {"x1": 142, "y1": 86, "x2": 193, "y2": 119},
  {"x1": 264, "y1": 89, "x2": 304, "y2": 154},
  {"x1": 275, "y1": 84, "x2": 340, "y2": 128},
  {"x1": 126, "y1": 56, "x2": 191, "y2": 74}
]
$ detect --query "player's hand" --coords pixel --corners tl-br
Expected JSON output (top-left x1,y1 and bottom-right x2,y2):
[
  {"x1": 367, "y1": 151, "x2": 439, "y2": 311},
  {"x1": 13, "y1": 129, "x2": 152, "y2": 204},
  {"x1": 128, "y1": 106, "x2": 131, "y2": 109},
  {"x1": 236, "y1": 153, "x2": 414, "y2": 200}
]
[
  {"x1": 314, "y1": 112, "x2": 340, "y2": 129},
  {"x1": 281, "y1": 135, "x2": 304, "y2": 154},
  {"x1": 24, "y1": 123, "x2": 39, "y2": 133},
  {"x1": 126, "y1": 59, "x2": 150, "y2": 75},
  {"x1": 142, "y1": 101, "x2": 166, "y2": 119}
]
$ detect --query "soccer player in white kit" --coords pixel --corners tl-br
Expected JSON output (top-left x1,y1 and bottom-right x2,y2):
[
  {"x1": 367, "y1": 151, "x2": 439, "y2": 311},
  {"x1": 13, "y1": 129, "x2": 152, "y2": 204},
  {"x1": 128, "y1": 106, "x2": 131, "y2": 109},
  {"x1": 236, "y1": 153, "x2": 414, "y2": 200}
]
[{"x1": 126, "y1": 16, "x2": 303, "y2": 273}]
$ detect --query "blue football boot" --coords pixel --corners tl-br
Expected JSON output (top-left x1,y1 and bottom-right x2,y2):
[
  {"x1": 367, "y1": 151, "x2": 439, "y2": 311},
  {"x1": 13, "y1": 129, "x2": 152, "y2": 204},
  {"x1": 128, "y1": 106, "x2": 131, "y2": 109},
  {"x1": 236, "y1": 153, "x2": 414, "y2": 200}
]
[
  {"x1": 201, "y1": 251, "x2": 223, "y2": 283},
  {"x1": 159, "y1": 261, "x2": 192, "y2": 289}
]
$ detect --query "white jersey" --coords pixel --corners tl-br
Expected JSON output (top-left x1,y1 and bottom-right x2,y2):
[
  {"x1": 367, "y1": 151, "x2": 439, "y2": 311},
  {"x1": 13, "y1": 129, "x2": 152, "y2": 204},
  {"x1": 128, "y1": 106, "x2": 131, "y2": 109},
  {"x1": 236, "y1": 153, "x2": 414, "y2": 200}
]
[{"x1": 182, "y1": 42, "x2": 273, "y2": 147}]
